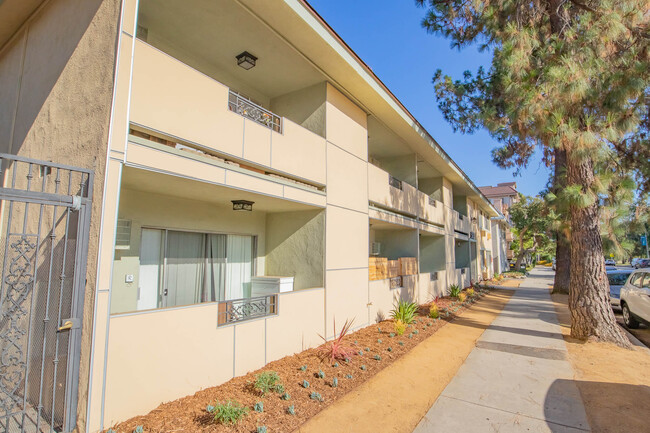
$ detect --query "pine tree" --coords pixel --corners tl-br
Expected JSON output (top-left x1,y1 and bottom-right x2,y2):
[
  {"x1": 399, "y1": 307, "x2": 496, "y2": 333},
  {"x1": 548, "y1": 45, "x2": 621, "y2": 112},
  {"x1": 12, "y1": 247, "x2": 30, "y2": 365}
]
[{"x1": 416, "y1": 0, "x2": 649, "y2": 346}]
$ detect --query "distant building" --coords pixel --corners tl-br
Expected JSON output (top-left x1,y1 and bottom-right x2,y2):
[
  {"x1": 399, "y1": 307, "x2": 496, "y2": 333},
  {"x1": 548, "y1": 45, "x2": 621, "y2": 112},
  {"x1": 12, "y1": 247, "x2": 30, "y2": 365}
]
[{"x1": 479, "y1": 183, "x2": 520, "y2": 272}]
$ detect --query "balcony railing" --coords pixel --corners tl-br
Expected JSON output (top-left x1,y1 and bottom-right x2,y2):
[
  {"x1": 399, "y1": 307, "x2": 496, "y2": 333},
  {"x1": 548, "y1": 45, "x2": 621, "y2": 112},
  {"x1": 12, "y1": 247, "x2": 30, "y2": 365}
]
[
  {"x1": 389, "y1": 276, "x2": 403, "y2": 289},
  {"x1": 428, "y1": 196, "x2": 437, "y2": 207},
  {"x1": 388, "y1": 175, "x2": 403, "y2": 190},
  {"x1": 228, "y1": 91, "x2": 282, "y2": 133},
  {"x1": 217, "y1": 294, "x2": 278, "y2": 326}
]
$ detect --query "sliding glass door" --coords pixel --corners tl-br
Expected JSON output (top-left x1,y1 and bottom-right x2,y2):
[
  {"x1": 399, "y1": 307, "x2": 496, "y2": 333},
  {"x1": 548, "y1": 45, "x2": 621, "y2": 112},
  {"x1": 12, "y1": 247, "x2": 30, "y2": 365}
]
[{"x1": 135, "y1": 229, "x2": 255, "y2": 312}]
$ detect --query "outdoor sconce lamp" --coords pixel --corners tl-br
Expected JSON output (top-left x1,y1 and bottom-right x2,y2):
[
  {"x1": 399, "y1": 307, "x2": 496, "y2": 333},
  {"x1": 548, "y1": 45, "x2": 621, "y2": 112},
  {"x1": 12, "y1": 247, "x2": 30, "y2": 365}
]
[
  {"x1": 471, "y1": 217, "x2": 477, "y2": 223},
  {"x1": 236, "y1": 51, "x2": 257, "y2": 70},
  {"x1": 232, "y1": 200, "x2": 254, "y2": 211}
]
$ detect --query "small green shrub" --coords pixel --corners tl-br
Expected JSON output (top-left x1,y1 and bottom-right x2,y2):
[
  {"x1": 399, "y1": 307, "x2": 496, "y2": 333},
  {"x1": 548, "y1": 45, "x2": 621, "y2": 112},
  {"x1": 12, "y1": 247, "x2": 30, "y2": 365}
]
[
  {"x1": 358, "y1": 351, "x2": 364, "y2": 356},
  {"x1": 287, "y1": 405, "x2": 296, "y2": 415},
  {"x1": 413, "y1": 330, "x2": 419, "y2": 335},
  {"x1": 345, "y1": 374, "x2": 353, "y2": 379},
  {"x1": 449, "y1": 285, "x2": 461, "y2": 298},
  {"x1": 281, "y1": 392, "x2": 291, "y2": 400},
  {"x1": 208, "y1": 400, "x2": 249, "y2": 425},
  {"x1": 398, "y1": 341, "x2": 404, "y2": 346},
  {"x1": 374, "y1": 355, "x2": 381, "y2": 361},
  {"x1": 302, "y1": 380, "x2": 310, "y2": 388},
  {"x1": 429, "y1": 303, "x2": 439, "y2": 319},
  {"x1": 378, "y1": 327, "x2": 382, "y2": 332},
  {"x1": 254, "y1": 371, "x2": 282, "y2": 396},
  {"x1": 377, "y1": 339, "x2": 382, "y2": 343},
  {"x1": 408, "y1": 333, "x2": 413, "y2": 339},
  {"x1": 467, "y1": 288, "x2": 475, "y2": 297},
  {"x1": 390, "y1": 300, "x2": 419, "y2": 324},
  {"x1": 310, "y1": 392, "x2": 323, "y2": 401},
  {"x1": 394, "y1": 320, "x2": 406, "y2": 336},
  {"x1": 332, "y1": 377, "x2": 338, "y2": 387},
  {"x1": 389, "y1": 332, "x2": 395, "y2": 338},
  {"x1": 333, "y1": 362, "x2": 339, "y2": 368},
  {"x1": 387, "y1": 347, "x2": 392, "y2": 352},
  {"x1": 254, "y1": 401, "x2": 264, "y2": 413},
  {"x1": 364, "y1": 347, "x2": 370, "y2": 352},
  {"x1": 317, "y1": 369, "x2": 325, "y2": 379}
]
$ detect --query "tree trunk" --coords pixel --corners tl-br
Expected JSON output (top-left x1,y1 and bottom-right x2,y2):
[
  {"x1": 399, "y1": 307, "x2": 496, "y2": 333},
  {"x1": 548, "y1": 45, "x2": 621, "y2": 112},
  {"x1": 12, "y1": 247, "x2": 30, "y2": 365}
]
[
  {"x1": 553, "y1": 148, "x2": 571, "y2": 294},
  {"x1": 514, "y1": 230, "x2": 526, "y2": 270},
  {"x1": 566, "y1": 152, "x2": 630, "y2": 347}
]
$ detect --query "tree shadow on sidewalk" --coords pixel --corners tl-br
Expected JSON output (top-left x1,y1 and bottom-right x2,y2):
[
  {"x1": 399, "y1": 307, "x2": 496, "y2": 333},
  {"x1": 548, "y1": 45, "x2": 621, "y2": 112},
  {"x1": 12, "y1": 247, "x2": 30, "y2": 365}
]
[{"x1": 545, "y1": 379, "x2": 650, "y2": 432}]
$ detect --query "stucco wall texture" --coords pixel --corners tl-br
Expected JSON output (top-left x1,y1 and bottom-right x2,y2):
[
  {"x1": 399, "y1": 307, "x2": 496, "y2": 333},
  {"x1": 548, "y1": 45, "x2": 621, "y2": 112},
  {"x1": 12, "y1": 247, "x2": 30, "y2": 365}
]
[{"x1": 0, "y1": 0, "x2": 121, "y2": 430}]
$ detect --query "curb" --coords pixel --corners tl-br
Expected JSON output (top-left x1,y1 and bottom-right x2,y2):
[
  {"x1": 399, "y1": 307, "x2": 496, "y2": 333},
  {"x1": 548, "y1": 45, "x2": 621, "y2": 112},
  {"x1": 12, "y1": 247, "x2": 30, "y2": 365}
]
[{"x1": 618, "y1": 324, "x2": 650, "y2": 353}]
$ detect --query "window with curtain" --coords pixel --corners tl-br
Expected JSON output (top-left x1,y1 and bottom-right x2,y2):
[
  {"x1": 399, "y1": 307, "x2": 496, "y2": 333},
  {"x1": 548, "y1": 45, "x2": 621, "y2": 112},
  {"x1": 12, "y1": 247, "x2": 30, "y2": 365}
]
[{"x1": 136, "y1": 229, "x2": 255, "y2": 311}]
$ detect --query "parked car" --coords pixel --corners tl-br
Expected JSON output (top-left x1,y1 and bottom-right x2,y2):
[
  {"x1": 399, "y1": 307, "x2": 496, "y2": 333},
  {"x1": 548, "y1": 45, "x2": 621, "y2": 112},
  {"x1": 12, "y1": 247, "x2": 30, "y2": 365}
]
[
  {"x1": 620, "y1": 270, "x2": 650, "y2": 328},
  {"x1": 631, "y1": 258, "x2": 640, "y2": 267},
  {"x1": 552, "y1": 258, "x2": 556, "y2": 270},
  {"x1": 607, "y1": 269, "x2": 633, "y2": 307},
  {"x1": 605, "y1": 258, "x2": 616, "y2": 266},
  {"x1": 634, "y1": 258, "x2": 650, "y2": 269}
]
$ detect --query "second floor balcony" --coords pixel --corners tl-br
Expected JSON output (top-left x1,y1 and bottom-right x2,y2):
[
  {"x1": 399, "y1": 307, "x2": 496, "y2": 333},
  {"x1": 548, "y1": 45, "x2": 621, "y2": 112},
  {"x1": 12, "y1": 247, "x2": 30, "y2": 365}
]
[{"x1": 368, "y1": 164, "x2": 418, "y2": 216}]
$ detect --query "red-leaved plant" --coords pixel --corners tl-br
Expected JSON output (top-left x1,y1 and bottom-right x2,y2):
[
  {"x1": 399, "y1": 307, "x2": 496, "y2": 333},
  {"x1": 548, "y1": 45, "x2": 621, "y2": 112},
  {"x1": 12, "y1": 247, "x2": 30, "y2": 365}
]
[{"x1": 317, "y1": 318, "x2": 356, "y2": 364}]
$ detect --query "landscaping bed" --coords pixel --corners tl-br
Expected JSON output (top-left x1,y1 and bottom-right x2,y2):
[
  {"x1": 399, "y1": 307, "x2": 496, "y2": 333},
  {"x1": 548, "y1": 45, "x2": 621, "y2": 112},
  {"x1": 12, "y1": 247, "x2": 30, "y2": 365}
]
[{"x1": 109, "y1": 287, "x2": 492, "y2": 433}]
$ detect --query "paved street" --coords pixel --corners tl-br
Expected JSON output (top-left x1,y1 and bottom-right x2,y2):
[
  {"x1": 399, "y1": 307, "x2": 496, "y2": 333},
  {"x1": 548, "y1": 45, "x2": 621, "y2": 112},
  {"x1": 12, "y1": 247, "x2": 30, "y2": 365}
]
[{"x1": 413, "y1": 267, "x2": 591, "y2": 432}]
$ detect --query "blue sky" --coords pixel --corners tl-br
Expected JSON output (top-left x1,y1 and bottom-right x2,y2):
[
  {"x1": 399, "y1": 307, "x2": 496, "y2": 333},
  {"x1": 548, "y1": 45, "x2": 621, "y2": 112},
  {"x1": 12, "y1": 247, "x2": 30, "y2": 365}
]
[{"x1": 308, "y1": 0, "x2": 551, "y2": 197}]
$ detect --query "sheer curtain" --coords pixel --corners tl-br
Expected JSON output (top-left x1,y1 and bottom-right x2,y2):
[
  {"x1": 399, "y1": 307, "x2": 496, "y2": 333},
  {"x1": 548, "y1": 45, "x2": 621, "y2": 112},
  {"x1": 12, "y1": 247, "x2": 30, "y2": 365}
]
[
  {"x1": 225, "y1": 235, "x2": 253, "y2": 300},
  {"x1": 205, "y1": 234, "x2": 226, "y2": 302},
  {"x1": 165, "y1": 231, "x2": 205, "y2": 307}
]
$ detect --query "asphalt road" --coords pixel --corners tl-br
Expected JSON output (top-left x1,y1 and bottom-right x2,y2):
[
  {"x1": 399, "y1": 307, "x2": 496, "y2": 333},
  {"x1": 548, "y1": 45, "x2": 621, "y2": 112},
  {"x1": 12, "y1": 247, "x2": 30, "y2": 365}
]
[{"x1": 613, "y1": 308, "x2": 650, "y2": 348}]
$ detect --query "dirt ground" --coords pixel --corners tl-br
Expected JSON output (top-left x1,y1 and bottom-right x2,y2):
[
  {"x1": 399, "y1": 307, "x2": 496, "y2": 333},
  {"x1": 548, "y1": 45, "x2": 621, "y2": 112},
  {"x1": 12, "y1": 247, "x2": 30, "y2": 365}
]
[
  {"x1": 551, "y1": 293, "x2": 650, "y2": 433},
  {"x1": 297, "y1": 289, "x2": 514, "y2": 433},
  {"x1": 109, "y1": 288, "x2": 510, "y2": 433}
]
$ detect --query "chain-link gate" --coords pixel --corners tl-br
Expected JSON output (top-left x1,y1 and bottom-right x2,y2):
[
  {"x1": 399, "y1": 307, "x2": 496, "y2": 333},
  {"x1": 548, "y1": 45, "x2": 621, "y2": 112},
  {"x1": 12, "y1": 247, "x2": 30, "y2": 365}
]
[{"x1": 0, "y1": 154, "x2": 93, "y2": 433}]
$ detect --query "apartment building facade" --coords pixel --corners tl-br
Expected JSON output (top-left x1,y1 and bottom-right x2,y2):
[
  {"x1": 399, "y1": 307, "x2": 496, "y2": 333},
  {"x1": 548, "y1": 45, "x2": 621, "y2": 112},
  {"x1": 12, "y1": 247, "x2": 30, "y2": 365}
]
[
  {"x1": 0, "y1": 0, "x2": 499, "y2": 431},
  {"x1": 479, "y1": 182, "x2": 519, "y2": 272}
]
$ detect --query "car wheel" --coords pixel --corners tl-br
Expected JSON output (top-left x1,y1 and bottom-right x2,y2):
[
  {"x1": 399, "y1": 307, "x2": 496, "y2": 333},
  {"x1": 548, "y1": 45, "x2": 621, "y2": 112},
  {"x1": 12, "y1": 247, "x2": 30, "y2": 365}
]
[{"x1": 622, "y1": 303, "x2": 639, "y2": 329}]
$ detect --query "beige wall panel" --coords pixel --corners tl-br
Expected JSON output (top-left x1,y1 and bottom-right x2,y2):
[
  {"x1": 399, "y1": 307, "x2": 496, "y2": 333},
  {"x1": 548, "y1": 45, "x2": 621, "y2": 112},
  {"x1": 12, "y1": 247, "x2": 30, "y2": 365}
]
[
  {"x1": 127, "y1": 143, "x2": 226, "y2": 184},
  {"x1": 283, "y1": 186, "x2": 326, "y2": 207},
  {"x1": 367, "y1": 163, "x2": 417, "y2": 216},
  {"x1": 243, "y1": 118, "x2": 272, "y2": 167},
  {"x1": 325, "y1": 84, "x2": 367, "y2": 160},
  {"x1": 442, "y1": 177, "x2": 453, "y2": 208},
  {"x1": 0, "y1": 33, "x2": 23, "y2": 154},
  {"x1": 234, "y1": 319, "x2": 266, "y2": 376},
  {"x1": 86, "y1": 291, "x2": 110, "y2": 433},
  {"x1": 400, "y1": 275, "x2": 418, "y2": 303},
  {"x1": 121, "y1": 0, "x2": 138, "y2": 35},
  {"x1": 417, "y1": 272, "x2": 446, "y2": 303},
  {"x1": 103, "y1": 304, "x2": 234, "y2": 425},
  {"x1": 109, "y1": 34, "x2": 134, "y2": 154},
  {"x1": 417, "y1": 190, "x2": 444, "y2": 225},
  {"x1": 226, "y1": 170, "x2": 284, "y2": 197},
  {"x1": 130, "y1": 41, "x2": 244, "y2": 158},
  {"x1": 326, "y1": 144, "x2": 368, "y2": 213},
  {"x1": 368, "y1": 208, "x2": 419, "y2": 230},
  {"x1": 325, "y1": 206, "x2": 368, "y2": 270},
  {"x1": 96, "y1": 160, "x2": 122, "y2": 291},
  {"x1": 266, "y1": 289, "x2": 325, "y2": 362},
  {"x1": 325, "y1": 268, "x2": 368, "y2": 337},
  {"x1": 368, "y1": 279, "x2": 399, "y2": 323},
  {"x1": 271, "y1": 120, "x2": 326, "y2": 185}
]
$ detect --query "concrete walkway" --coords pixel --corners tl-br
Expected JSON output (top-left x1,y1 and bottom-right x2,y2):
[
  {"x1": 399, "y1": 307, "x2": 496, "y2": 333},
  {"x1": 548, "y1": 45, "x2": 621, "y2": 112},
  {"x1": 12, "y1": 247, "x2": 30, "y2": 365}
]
[{"x1": 413, "y1": 267, "x2": 591, "y2": 433}]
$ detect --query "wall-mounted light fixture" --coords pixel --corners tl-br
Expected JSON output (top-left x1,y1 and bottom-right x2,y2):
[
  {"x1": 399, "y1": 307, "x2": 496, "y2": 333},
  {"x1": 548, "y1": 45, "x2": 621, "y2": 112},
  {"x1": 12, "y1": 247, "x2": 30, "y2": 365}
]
[
  {"x1": 471, "y1": 217, "x2": 477, "y2": 223},
  {"x1": 232, "y1": 200, "x2": 254, "y2": 211},
  {"x1": 236, "y1": 51, "x2": 257, "y2": 70}
]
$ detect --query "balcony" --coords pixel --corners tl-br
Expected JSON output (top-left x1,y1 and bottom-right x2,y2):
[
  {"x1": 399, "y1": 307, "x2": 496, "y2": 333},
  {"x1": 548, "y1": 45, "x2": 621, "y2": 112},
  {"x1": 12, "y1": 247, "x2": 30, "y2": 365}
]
[
  {"x1": 368, "y1": 164, "x2": 417, "y2": 216},
  {"x1": 129, "y1": 40, "x2": 327, "y2": 186},
  {"x1": 453, "y1": 210, "x2": 471, "y2": 234},
  {"x1": 506, "y1": 231, "x2": 514, "y2": 242},
  {"x1": 416, "y1": 190, "x2": 444, "y2": 225}
]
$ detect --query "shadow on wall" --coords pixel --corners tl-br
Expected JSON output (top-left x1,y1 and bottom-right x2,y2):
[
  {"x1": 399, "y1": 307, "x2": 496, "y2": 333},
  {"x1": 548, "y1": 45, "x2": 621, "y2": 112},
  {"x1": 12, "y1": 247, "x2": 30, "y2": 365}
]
[
  {"x1": 545, "y1": 379, "x2": 650, "y2": 433},
  {"x1": 1, "y1": 0, "x2": 107, "y2": 156}
]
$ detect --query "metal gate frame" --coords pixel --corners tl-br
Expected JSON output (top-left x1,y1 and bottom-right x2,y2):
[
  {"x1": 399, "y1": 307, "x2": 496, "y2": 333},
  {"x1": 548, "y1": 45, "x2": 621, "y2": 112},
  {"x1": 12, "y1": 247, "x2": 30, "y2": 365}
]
[{"x1": 0, "y1": 153, "x2": 93, "y2": 432}]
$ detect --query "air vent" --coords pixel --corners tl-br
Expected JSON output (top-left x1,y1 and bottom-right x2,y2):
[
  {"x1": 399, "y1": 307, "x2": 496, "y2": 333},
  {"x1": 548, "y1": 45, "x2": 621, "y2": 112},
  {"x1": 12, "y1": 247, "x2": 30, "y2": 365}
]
[
  {"x1": 370, "y1": 242, "x2": 381, "y2": 256},
  {"x1": 430, "y1": 271, "x2": 438, "y2": 281},
  {"x1": 115, "y1": 219, "x2": 132, "y2": 250}
]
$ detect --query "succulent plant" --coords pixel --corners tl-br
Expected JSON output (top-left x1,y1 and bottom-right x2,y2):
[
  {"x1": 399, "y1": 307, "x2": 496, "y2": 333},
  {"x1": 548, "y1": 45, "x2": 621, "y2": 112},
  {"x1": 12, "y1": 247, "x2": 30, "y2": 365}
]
[
  {"x1": 344, "y1": 358, "x2": 350, "y2": 363},
  {"x1": 257, "y1": 427, "x2": 267, "y2": 433},
  {"x1": 206, "y1": 404, "x2": 215, "y2": 413},
  {"x1": 317, "y1": 369, "x2": 325, "y2": 379},
  {"x1": 333, "y1": 362, "x2": 339, "y2": 368},
  {"x1": 345, "y1": 374, "x2": 353, "y2": 379},
  {"x1": 332, "y1": 377, "x2": 338, "y2": 388},
  {"x1": 299, "y1": 365, "x2": 307, "y2": 371},
  {"x1": 377, "y1": 339, "x2": 382, "y2": 343},
  {"x1": 254, "y1": 401, "x2": 264, "y2": 413},
  {"x1": 281, "y1": 392, "x2": 291, "y2": 400},
  {"x1": 387, "y1": 347, "x2": 392, "y2": 352},
  {"x1": 354, "y1": 340, "x2": 358, "y2": 344},
  {"x1": 374, "y1": 355, "x2": 381, "y2": 361},
  {"x1": 358, "y1": 350, "x2": 364, "y2": 356},
  {"x1": 302, "y1": 380, "x2": 310, "y2": 388},
  {"x1": 287, "y1": 405, "x2": 296, "y2": 415},
  {"x1": 134, "y1": 427, "x2": 143, "y2": 433},
  {"x1": 378, "y1": 327, "x2": 382, "y2": 332},
  {"x1": 364, "y1": 347, "x2": 370, "y2": 352},
  {"x1": 310, "y1": 392, "x2": 323, "y2": 401},
  {"x1": 413, "y1": 330, "x2": 419, "y2": 335},
  {"x1": 398, "y1": 341, "x2": 404, "y2": 346},
  {"x1": 360, "y1": 365, "x2": 366, "y2": 370},
  {"x1": 275, "y1": 384, "x2": 285, "y2": 394},
  {"x1": 389, "y1": 333, "x2": 395, "y2": 338},
  {"x1": 408, "y1": 334, "x2": 413, "y2": 339}
]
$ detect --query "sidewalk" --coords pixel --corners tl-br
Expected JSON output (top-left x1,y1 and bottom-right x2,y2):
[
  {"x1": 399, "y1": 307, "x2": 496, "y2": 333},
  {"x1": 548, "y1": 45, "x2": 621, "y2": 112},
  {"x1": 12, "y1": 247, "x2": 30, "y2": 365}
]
[{"x1": 413, "y1": 267, "x2": 591, "y2": 432}]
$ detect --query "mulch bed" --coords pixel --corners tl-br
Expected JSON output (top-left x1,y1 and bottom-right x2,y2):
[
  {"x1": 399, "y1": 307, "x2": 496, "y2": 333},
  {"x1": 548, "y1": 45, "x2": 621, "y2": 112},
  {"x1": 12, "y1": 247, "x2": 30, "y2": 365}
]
[{"x1": 109, "y1": 287, "x2": 493, "y2": 433}]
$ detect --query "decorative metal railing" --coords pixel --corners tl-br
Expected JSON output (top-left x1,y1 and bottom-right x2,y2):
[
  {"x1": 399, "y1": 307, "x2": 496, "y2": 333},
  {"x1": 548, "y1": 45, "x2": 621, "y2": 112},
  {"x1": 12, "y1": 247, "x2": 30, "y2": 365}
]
[
  {"x1": 428, "y1": 196, "x2": 437, "y2": 207},
  {"x1": 228, "y1": 91, "x2": 282, "y2": 133},
  {"x1": 388, "y1": 175, "x2": 403, "y2": 190},
  {"x1": 430, "y1": 271, "x2": 438, "y2": 281},
  {"x1": 217, "y1": 294, "x2": 278, "y2": 326},
  {"x1": 461, "y1": 268, "x2": 466, "y2": 275},
  {"x1": 470, "y1": 231, "x2": 476, "y2": 240},
  {"x1": 389, "y1": 276, "x2": 402, "y2": 289}
]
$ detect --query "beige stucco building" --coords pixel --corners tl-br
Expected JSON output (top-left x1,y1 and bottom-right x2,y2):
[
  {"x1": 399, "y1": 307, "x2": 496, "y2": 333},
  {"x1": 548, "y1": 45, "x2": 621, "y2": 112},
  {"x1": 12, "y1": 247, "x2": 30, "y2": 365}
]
[{"x1": 0, "y1": 0, "x2": 500, "y2": 431}]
